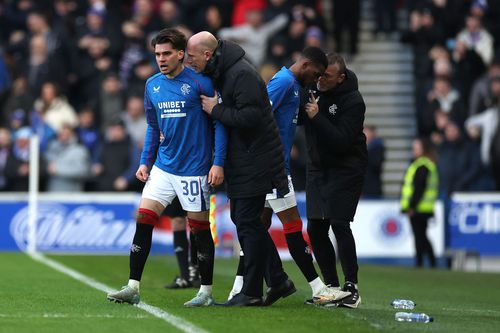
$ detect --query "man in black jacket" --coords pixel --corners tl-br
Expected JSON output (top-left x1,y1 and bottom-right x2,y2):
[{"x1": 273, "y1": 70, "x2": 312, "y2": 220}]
[
  {"x1": 187, "y1": 31, "x2": 293, "y2": 306},
  {"x1": 302, "y1": 53, "x2": 367, "y2": 308}
]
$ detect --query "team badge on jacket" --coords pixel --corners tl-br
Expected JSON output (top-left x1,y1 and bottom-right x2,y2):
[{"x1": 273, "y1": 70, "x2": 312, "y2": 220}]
[
  {"x1": 181, "y1": 83, "x2": 191, "y2": 95},
  {"x1": 329, "y1": 104, "x2": 338, "y2": 115}
]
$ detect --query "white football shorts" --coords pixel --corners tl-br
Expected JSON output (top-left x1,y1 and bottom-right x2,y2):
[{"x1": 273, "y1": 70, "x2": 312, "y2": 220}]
[
  {"x1": 142, "y1": 166, "x2": 210, "y2": 212},
  {"x1": 265, "y1": 175, "x2": 297, "y2": 213}
]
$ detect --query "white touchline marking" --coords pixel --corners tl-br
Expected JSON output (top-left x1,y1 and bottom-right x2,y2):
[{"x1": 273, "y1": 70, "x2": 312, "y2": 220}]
[
  {"x1": 0, "y1": 313, "x2": 150, "y2": 319},
  {"x1": 29, "y1": 253, "x2": 209, "y2": 333}
]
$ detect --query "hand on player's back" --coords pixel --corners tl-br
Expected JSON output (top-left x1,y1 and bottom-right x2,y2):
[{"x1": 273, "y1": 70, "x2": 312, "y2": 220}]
[{"x1": 200, "y1": 93, "x2": 218, "y2": 115}]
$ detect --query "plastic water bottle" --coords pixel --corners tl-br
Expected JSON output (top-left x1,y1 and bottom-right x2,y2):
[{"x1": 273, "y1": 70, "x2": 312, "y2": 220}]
[
  {"x1": 395, "y1": 312, "x2": 433, "y2": 323},
  {"x1": 391, "y1": 299, "x2": 415, "y2": 310}
]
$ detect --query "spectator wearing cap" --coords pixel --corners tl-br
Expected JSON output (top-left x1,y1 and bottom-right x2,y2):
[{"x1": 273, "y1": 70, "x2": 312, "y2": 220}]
[{"x1": 44, "y1": 123, "x2": 90, "y2": 192}]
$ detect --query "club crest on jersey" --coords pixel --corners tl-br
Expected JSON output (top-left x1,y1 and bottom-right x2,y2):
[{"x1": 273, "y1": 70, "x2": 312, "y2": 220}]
[
  {"x1": 329, "y1": 104, "x2": 338, "y2": 116},
  {"x1": 153, "y1": 86, "x2": 160, "y2": 93},
  {"x1": 181, "y1": 83, "x2": 191, "y2": 96}
]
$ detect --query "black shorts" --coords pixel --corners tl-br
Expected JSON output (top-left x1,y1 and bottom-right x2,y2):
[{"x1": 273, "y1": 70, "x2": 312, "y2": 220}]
[{"x1": 161, "y1": 196, "x2": 187, "y2": 218}]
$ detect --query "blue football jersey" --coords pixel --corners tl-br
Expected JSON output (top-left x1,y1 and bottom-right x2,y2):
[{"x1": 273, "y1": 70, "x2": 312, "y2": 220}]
[
  {"x1": 140, "y1": 66, "x2": 227, "y2": 176},
  {"x1": 267, "y1": 66, "x2": 301, "y2": 174}
]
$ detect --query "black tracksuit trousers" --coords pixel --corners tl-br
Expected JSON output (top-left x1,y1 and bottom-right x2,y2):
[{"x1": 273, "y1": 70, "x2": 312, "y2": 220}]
[
  {"x1": 307, "y1": 218, "x2": 359, "y2": 286},
  {"x1": 230, "y1": 195, "x2": 287, "y2": 297}
]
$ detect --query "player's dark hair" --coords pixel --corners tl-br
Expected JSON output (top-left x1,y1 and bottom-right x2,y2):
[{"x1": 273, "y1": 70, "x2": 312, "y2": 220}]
[
  {"x1": 327, "y1": 53, "x2": 347, "y2": 75},
  {"x1": 151, "y1": 28, "x2": 187, "y2": 51},
  {"x1": 302, "y1": 47, "x2": 328, "y2": 69}
]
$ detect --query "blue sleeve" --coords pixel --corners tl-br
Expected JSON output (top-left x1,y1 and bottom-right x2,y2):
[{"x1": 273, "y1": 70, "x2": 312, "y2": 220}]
[
  {"x1": 200, "y1": 74, "x2": 226, "y2": 166},
  {"x1": 213, "y1": 120, "x2": 227, "y2": 167},
  {"x1": 199, "y1": 75, "x2": 215, "y2": 97},
  {"x1": 140, "y1": 88, "x2": 160, "y2": 167},
  {"x1": 267, "y1": 76, "x2": 293, "y2": 113}
]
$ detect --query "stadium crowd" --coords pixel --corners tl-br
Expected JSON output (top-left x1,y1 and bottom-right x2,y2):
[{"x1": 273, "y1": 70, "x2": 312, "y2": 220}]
[
  {"x1": 1, "y1": 0, "x2": 500, "y2": 197},
  {"x1": 0, "y1": 0, "x2": 332, "y2": 192},
  {"x1": 402, "y1": 0, "x2": 500, "y2": 194}
]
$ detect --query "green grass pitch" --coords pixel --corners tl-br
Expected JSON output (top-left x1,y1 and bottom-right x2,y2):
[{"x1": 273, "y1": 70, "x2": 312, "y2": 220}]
[{"x1": 1, "y1": 252, "x2": 499, "y2": 333}]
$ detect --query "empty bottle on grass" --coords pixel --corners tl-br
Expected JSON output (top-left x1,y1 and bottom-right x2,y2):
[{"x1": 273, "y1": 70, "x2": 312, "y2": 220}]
[
  {"x1": 391, "y1": 299, "x2": 415, "y2": 309},
  {"x1": 395, "y1": 312, "x2": 433, "y2": 323}
]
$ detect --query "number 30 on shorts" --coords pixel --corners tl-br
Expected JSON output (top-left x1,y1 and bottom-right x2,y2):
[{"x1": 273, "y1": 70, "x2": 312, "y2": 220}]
[{"x1": 181, "y1": 180, "x2": 200, "y2": 196}]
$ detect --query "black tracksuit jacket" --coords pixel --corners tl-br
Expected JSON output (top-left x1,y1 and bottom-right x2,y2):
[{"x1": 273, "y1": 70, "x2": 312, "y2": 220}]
[
  {"x1": 301, "y1": 69, "x2": 368, "y2": 221},
  {"x1": 206, "y1": 40, "x2": 289, "y2": 199}
]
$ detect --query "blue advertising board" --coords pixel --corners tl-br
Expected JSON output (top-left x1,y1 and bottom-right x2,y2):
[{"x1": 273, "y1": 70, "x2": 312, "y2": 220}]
[
  {"x1": 0, "y1": 194, "x2": 168, "y2": 254},
  {"x1": 449, "y1": 193, "x2": 500, "y2": 256}
]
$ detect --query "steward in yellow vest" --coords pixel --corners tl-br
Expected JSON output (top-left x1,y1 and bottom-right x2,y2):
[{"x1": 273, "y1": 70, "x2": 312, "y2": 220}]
[
  {"x1": 400, "y1": 156, "x2": 438, "y2": 214},
  {"x1": 400, "y1": 137, "x2": 438, "y2": 268}
]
